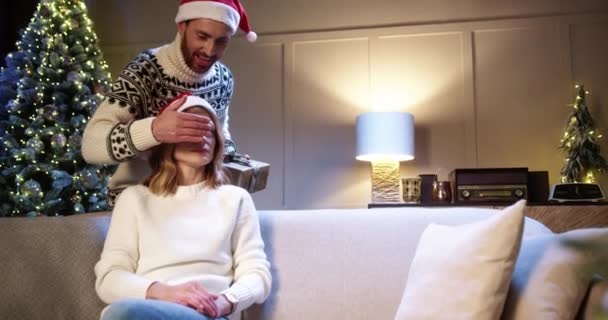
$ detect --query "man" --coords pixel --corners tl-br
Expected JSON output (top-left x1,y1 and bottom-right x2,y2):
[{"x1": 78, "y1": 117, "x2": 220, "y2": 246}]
[{"x1": 82, "y1": 0, "x2": 257, "y2": 206}]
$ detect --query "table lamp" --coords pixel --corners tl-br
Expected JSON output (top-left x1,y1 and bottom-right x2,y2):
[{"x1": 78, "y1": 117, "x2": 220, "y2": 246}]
[{"x1": 356, "y1": 112, "x2": 415, "y2": 203}]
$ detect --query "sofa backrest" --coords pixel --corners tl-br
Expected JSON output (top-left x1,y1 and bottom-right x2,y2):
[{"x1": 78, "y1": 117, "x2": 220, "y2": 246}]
[
  {"x1": 0, "y1": 206, "x2": 550, "y2": 320},
  {"x1": 0, "y1": 212, "x2": 110, "y2": 320},
  {"x1": 244, "y1": 207, "x2": 551, "y2": 320}
]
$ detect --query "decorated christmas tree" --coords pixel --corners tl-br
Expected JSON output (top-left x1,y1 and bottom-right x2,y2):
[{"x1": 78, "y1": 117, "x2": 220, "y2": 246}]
[
  {"x1": 0, "y1": 43, "x2": 31, "y2": 137},
  {"x1": 0, "y1": 54, "x2": 19, "y2": 132},
  {"x1": 559, "y1": 84, "x2": 608, "y2": 183},
  {"x1": 0, "y1": 0, "x2": 113, "y2": 217}
]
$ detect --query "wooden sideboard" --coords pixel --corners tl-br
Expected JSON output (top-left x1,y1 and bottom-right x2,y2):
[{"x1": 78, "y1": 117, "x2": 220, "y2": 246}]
[
  {"x1": 520, "y1": 205, "x2": 608, "y2": 233},
  {"x1": 369, "y1": 202, "x2": 608, "y2": 233}
]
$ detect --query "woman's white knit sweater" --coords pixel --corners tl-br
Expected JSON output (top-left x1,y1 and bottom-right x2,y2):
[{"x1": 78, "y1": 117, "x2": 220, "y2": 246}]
[{"x1": 94, "y1": 183, "x2": 271, "y2": 319}]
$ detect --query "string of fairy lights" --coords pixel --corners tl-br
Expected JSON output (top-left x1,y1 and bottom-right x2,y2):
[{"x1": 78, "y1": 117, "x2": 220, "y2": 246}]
[{"x1": 0, "y1": 0, "x2": 112, "y2": 216}]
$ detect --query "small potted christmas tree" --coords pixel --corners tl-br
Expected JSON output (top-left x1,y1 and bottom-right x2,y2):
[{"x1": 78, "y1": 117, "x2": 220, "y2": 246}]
[{"x1": 552, "y1": 84, "x2": 608, "y2": 201}]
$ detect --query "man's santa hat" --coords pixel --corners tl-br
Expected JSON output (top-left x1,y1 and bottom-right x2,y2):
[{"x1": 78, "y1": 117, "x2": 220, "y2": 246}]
[{"x1": 175, "y1": 0, "x2": 257, "y2": 42}]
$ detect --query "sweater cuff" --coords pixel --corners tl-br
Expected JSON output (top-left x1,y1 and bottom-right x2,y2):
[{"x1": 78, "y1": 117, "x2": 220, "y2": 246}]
[
  {"x1": 99, "y1": 271, "x2": 156, "y2": 302},
  {"x1": 128, "y1": 117, "x2": 160, "y2": 152},
  {"x1": 127, "y1": 277, "x2": 156, "y2": 300},
  {"x1": 221, "y1": 283, "x2": 255, "y2": 315}
]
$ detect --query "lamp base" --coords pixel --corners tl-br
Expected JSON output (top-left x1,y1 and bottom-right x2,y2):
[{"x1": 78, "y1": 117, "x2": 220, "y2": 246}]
[{"x1": 371, "y1": 160, "x2": 402, "y2": 203}]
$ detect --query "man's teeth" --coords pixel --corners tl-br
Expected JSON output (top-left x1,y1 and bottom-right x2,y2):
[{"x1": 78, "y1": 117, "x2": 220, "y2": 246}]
[{"x1": 196, "y1": 54, "x2": 210, "y2": 61}]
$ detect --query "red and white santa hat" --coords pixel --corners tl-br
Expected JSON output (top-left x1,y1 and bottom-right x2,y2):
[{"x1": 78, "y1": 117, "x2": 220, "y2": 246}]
[{"x1": 175, "y1": 0, "x2": 257, "y2": 42}]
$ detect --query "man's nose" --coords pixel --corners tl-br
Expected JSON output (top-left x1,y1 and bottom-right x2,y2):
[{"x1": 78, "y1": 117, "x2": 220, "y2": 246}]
[{"x1": 202, "y1": 41, "x2": 216, "y2": 57}]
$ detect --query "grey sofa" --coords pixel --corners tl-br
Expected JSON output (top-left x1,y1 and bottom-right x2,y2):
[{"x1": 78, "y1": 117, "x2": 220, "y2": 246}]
[{"x1": 0, "y1": 206, "x2": 606, "y2": 320}]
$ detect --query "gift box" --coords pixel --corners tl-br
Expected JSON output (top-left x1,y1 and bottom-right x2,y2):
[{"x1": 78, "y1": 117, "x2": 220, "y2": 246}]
[{"x1": 224, "y1": 154, "x2": 270, "y2": 193}]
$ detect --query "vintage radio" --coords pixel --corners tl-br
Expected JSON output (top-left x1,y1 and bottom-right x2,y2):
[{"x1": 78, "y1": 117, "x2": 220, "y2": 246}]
[{"x1": 450, "y1": 168, "x2": 529, "y2": 203}]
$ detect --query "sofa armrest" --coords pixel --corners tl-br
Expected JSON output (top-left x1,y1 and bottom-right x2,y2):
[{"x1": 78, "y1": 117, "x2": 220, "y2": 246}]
[{"x1": 577, "y1": 278, "x2": 608, "y2": 320}]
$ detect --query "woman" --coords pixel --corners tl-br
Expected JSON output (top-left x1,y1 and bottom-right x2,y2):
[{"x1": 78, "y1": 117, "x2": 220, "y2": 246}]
[{"x1": 94, "y1": 95, "x2": 271, "y2": 320}]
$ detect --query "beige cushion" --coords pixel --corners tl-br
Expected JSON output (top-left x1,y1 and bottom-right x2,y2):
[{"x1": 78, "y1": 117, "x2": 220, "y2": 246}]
[
  {"x1": 502, "y1": 228, "x2": 608, "y2": 320},
  {"x1": 395, "y1": 200, "x2": 526, "y2": 320}
]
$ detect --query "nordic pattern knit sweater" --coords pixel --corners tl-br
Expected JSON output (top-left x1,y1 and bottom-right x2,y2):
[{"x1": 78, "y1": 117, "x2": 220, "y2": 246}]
[
  {"x1": 94, "y1": 183, "x2": 271, "y2": 320},
  {"x1": 82, "y1": 33, "x2": 235, "y2": 199}
]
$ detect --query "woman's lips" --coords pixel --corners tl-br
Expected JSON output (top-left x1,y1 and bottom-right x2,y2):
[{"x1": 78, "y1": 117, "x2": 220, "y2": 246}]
[{"x1": 190, "y1": 147, "x2": 209, "y2": 154}]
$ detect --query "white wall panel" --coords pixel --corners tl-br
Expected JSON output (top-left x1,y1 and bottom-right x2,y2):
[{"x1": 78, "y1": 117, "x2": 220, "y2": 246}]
[
  {"x1": 288, "y1": 38, "x2": 370, "y2": 208},
  {"x1": 372, "y1": 32, "x2": 473, "y2": 178},
  {"x1": 570, "y1": 21, "x2": 608, "y2": 188},
  {"x1": 474, "y1": 24, "x2": 569, "y2": 185},
  {"x1": 223, "y1": 43, "x2": 285, "y2": 209}
]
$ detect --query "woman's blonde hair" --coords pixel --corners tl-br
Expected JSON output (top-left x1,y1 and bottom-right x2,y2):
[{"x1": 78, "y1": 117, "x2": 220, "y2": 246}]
[{"x1": 144, "y1": 106, "x2": 226, "y2": 196}]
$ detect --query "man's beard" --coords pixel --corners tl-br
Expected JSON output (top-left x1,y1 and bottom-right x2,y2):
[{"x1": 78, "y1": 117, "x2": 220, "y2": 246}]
[
  {"x1": 181, "y1": 36, "x2": 194, "y2": 70},
  {"x1": 180, "y1": 36, "x2": 215, "y2": 74}
]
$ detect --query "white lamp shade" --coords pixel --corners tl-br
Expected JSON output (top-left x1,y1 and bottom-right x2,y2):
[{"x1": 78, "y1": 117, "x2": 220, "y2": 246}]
[{"x1": 356, "y1": 112, "x2": 415, "y2": 161}]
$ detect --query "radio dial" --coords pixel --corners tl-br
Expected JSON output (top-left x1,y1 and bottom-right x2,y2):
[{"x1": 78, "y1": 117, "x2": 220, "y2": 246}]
[
  {"x1": 462, "y1": 190, "x2": 471, "y2": 199},
  {"x1": 514, "y1": 189, "x2": 524, "y2": 198}
]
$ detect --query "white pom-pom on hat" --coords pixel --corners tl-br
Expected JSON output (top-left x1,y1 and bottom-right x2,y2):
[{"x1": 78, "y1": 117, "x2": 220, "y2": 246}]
[{"x1": 246, "y1": 31, "x2": 257, "y2": 43}]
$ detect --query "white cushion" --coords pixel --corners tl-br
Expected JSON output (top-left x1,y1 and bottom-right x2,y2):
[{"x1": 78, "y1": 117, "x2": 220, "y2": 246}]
[
  {"x1": 503, "y1": 228, "x2": 608, "y2": 320},
  {"x1": 395, "y1": 200, "x2": 526, "y2": 320}
]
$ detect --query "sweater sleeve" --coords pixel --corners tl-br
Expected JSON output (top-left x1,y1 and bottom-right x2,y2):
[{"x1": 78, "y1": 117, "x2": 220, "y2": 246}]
[
  {"x1": 95, "y1": 187, "x2": 154, "y2": 303},
  {"x1": 220, "y1": 64, "x2": 237, "y2": 155},
  {"x1": 222, "y1": 100, "x2": 232, "y2": 142},
  {"x1": 222, "y1": 104, "x2": 238, "y2": 155},
  {"x1": 221, "y1": 190, "x2": 272, "y2": 314},
  {"x1": 82, "y1": 55, "x2": 160, "y2": 165}
]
